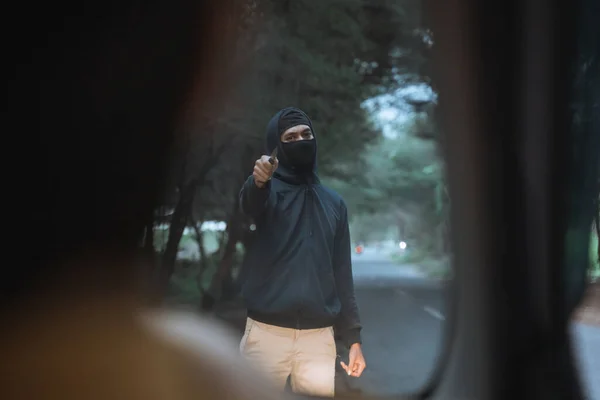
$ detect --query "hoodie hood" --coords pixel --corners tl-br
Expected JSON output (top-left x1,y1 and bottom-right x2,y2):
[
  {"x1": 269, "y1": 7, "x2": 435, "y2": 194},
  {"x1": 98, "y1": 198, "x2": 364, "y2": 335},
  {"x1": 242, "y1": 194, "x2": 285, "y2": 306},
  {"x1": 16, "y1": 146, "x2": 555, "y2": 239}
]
[{"x1": 265, "y1": 107, "x2": 319, "y2": 185}]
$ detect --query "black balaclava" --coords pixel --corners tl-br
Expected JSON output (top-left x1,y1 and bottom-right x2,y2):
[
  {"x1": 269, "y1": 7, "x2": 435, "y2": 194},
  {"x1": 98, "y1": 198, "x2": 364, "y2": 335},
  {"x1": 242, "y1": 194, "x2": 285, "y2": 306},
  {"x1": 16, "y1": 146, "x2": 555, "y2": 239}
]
[{"x1": 265, "y1": 107, "x2": 317, "y2": 175}]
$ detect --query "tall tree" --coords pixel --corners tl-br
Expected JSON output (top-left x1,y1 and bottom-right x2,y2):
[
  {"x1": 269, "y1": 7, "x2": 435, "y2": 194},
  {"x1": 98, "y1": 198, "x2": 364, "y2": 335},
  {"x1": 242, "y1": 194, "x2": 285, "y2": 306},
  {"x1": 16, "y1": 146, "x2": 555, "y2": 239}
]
[{"x1": 157, "y1": 0, "x2": 436, "y2": 302}]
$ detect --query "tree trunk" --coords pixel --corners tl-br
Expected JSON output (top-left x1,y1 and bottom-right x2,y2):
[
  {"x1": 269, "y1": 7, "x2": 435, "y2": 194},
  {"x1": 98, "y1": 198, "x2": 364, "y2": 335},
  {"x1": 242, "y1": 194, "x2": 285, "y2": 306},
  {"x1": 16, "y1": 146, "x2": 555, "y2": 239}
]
[
  {"x1": 143, "y1": 216, "x2": 155, "y2": 255},
  {"x1": 217, "y1": 230, "x2": 228, "y2": 256},
  {"x1": 202, "y1": 202, "x2": 243, "y2": 311},
  {"x1": 596, "y1": 225, "x2": 600, "y2": 263},
  {"x1": 154, "y1": 128, "x2": 227, "y2": 300},
  {"x1": 191, "y1": 219, "x2": 210, "y2": 295},
  {"x1": 192, "y1": 220, "x2": 207, "y2": 269},
  {"x1": 158, "y1": 183, "x2": 197, "y2": 294},
  {"x1": 594, "y1": 182, "x2": 599, "y2": 262},
  {"x1": 139, "y1": 210, "x2": 160, "y2": 305},
  {"x1": 217, "y1": 221, "x2": 240, "y2": 287}
]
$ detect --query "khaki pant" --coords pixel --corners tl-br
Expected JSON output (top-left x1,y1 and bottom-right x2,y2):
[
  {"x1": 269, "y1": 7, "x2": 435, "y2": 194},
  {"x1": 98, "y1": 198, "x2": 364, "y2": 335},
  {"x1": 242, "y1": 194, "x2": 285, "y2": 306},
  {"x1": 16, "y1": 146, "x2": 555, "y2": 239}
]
[{"x1": 240, "y1": 318, "x2": 337, "y2": 398}]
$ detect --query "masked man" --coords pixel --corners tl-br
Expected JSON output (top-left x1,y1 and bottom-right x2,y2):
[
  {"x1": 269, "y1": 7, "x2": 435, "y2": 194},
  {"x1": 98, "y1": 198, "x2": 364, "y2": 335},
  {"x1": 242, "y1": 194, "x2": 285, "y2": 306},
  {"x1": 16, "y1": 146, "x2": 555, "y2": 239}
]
[{"x1": 238, "y1": 107, "x2": 366, "y2": 398}]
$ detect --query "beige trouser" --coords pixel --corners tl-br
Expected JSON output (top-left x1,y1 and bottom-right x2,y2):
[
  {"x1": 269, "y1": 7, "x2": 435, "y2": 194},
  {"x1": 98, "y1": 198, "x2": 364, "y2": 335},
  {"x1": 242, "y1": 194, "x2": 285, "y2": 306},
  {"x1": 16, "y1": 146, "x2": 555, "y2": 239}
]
[{"x1": 240, "y1": 317, "x2": 337, "y2": 398}]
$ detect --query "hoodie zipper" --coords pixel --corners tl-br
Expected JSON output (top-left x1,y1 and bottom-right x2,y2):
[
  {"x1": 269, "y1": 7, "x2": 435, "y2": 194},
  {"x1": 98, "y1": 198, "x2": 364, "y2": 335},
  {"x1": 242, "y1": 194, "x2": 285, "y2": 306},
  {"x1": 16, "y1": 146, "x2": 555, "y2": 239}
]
[
  {"x1": 297, "y1": 183, "x2": 313, "y2": 329},
  {"x1": 306, "y1": 184, "x2": 313, "y2": 237}
]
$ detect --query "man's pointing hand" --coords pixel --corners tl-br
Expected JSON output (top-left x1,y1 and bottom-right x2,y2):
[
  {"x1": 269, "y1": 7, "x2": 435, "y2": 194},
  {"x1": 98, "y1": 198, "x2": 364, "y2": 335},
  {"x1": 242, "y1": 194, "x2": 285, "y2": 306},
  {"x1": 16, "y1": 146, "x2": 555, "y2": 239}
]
[{"x1": 253, "y1": 153, "x2": 278, "y2": 188}]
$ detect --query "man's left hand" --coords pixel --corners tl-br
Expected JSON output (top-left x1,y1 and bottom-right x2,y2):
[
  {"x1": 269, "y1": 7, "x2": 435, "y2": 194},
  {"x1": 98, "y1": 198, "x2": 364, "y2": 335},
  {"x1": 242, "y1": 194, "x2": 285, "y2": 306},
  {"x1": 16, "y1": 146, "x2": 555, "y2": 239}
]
[{"x1": 340, "y1": 343, "x2": 366, "y2": 378}]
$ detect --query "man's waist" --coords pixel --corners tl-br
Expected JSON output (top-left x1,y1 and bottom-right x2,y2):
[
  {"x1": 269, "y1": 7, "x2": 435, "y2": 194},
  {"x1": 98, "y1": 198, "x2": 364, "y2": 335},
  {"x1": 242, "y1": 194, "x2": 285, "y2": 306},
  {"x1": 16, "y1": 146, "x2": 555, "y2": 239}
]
[{"x1": 247, "y1": 309, "x2": 335, "y2": 330}]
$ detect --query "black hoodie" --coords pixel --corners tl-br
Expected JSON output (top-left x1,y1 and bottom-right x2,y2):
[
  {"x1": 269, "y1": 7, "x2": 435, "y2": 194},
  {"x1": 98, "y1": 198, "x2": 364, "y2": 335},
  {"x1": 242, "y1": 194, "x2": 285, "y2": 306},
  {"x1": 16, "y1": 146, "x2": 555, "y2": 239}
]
[{"x1": 238, "y1": 107, "x2": 362, "y2": 348}]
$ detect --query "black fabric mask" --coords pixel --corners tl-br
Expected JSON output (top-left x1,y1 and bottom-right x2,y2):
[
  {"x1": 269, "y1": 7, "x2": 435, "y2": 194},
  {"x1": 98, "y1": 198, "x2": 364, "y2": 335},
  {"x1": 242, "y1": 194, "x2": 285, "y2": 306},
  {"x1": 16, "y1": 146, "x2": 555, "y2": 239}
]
[
  {"x1": 265, "y1": 107, "x2": 319, "y2": 182},
  {"x1": 280, "y1": 139, "x2": 316, "y2": 172}
]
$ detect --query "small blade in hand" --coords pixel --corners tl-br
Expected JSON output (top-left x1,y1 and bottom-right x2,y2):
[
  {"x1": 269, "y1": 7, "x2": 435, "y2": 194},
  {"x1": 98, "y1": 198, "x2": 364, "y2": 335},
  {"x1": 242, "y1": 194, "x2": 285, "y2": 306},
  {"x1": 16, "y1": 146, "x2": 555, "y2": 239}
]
[{"x1": 268, "y1": 147, "x2": 278, "y2": 165}]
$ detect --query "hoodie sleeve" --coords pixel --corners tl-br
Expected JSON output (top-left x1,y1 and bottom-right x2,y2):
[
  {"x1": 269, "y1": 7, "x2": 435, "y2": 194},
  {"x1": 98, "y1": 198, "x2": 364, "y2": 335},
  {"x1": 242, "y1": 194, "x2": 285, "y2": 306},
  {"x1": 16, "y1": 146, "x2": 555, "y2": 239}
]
[
  {"x1": 239, "y1": 175, "x2": 271, "y2": 217},
  {"x1": 333, "y1": 201, "x2": 362, "y2": 348}
]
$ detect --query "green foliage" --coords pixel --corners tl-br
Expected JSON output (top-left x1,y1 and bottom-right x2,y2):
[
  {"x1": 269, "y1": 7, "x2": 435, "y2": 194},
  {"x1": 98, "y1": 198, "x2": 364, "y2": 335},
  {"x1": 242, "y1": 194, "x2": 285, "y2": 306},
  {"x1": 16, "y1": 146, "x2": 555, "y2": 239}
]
[
  {"x1": 234, "y1": 1, "x2": 379, "y2": 175},
  {"x1": 336, "y1": 113, "x2": 447, "y2": 248},
  {"x1": 166, "y1": 265, "x2": 205, "y2": 305},
  {"x1": 590, "y1": 231, "x2": 600, "y2": 280},
  {"x1": 221, "y1": 0, "x2": 429, "y2": 180},
  {"x1": 158, "y1": 0, "x2": 436, "y2": 300},
  {"x1": 154, "y1": 230, "x2": 219, "y2": 254},
  {"x1": 362, "y1": 122, "x2": 442, "y2": 207},
  {"x1": 391, "y1": 248, "x2": 428, "y2": 264},
  {"x1": 166, "y1": 251, "x2": 221, "y2": 305},
  {"x1": 389, "y1": 250, "x2": 451, "y2": 279},
  {"x1": 161, "y1": 0, "x2": 430, "y2": 223}
]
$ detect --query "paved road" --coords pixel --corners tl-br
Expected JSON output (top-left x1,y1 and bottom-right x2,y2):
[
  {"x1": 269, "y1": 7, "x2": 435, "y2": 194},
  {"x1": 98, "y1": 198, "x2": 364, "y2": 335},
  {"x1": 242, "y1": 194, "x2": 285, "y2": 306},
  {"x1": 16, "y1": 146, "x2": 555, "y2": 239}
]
[
  {"x1": 572, "y1": 324, "x2": 600, "y2": 400},
  {"x1": 338, "y1": 250, "x2": 600, "y2": 399},
  {"x1": 336, "y1": 254, "x2": 446, "y2": 397},
  {"x1": 216, "y1": 248, "x2": 599, "y2": 398}
]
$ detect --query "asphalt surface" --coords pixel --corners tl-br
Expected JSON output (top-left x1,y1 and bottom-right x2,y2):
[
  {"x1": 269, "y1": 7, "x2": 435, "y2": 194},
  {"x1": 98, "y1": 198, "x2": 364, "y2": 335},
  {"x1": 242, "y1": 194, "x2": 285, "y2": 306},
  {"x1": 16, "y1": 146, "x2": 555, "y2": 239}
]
[
  {"x1": 572, "y1": 324, "x2": 600, "y2": 400},
  {"x1": 336, "y1": 251, "x2": 447, "y2": 397},
  {"x1": 216, "y1": 247, "x2": 599, "y2": 399},
  {"x1": 340, "y1": 249, "x2": 599, "y2": 399}
]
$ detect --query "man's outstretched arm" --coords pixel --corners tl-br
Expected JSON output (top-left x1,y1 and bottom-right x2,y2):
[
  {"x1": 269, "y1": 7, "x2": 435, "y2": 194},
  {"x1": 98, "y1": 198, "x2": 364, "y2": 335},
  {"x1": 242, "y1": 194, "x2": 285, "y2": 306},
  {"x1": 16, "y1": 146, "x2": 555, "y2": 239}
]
[{"x1": 239, "y1": 154, "x2": 278, "y2": 217}]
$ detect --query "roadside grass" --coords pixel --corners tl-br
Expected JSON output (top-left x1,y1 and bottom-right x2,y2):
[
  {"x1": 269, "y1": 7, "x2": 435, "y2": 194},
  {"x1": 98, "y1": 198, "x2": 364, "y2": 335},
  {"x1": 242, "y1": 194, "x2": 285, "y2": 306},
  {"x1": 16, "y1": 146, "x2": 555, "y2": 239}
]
[
  {"x1": 590, "y1": 233, "x2": 599, "y2": 281},
  {"x1": 390, "y1": 248, "x2": 452, "y2": 279}
]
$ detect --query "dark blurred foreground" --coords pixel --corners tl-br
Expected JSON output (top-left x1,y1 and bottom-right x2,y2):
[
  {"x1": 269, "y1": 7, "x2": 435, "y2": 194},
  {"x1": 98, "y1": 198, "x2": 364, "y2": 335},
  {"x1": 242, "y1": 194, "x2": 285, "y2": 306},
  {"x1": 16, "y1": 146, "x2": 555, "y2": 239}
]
[{"x1": 1, "y1": 1, "x2": 292, "y2": 400}]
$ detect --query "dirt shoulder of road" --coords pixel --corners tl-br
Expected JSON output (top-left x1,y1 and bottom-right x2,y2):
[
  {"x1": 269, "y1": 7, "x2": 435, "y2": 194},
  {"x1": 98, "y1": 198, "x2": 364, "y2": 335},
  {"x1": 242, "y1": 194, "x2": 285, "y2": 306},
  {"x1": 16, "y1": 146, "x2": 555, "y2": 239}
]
[{"x1": 574, "y1": 281, "x2": 600, "y2": 326}]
